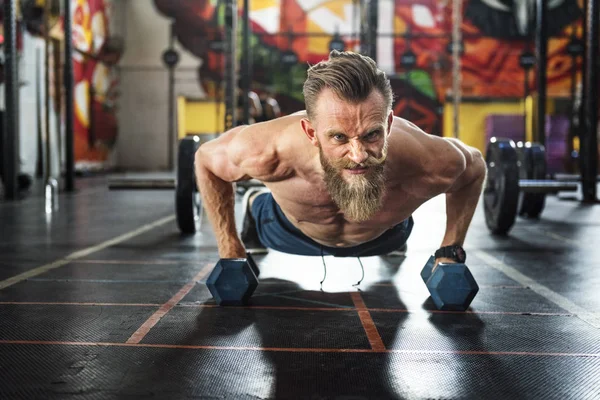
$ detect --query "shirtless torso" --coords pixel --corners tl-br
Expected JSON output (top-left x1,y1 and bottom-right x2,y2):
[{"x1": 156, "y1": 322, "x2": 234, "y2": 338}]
[
  {"x1": 195, "y1": 101, "x2": 480, "y2": 258},
  {"x1": 246, "y1": 114, "x2": 436, "y2": 248}
]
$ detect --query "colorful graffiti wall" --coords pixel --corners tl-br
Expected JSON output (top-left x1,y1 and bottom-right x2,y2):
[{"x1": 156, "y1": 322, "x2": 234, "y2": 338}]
[
  {"x1": 155, "y1": 0, "x2": 583, "y2": 136},
  {"x1": 71, "y1": 0, "x2": 119, "y2": 170}
]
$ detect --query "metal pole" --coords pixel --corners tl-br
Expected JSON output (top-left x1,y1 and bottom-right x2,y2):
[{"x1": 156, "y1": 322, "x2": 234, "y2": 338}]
[
  {"x1": 359, "y1": 0, "x2": 367, "y2": 54},
  {"x1": 524, "y1": 69, "x2": 529, "y2": 140},
  {"x1": 367, "y1": 0, "x2": 378, "y2": 60},
  {"x1": 44, "y1": 0, "x2": 51, "y2": 183},
  {"x1": 580, "y1": 0, "x2": 598, "y2": 202},
  {"x1": 168, "y1": 23, "x2": 175, "y2": 170},
  {"x1": 241, "y1": 0, "x2": 251, "y2": 125},
  {"x1": 44, "y1": 0, "x2": 59, "y2": 212},
  {"x1": 452, "y1": 0, "x2": 462, "y2": 139},
  {"x1": 224, "y1": 0, "x2": 238, "y2": 130},
  {"x1": 2, "y1": 0, "x2": 19, "y2": 200},
  {"x1": 535, "y1": 0, "x2": 547, "y2": 147},
  {"x1": 53, "y1": 39, "x2": 63, "y2": 170},
  {"x1": 578, "y1": 0, "x2": 588, "y2": 158},
  {"x1": 64, "y1": 0, "x2": 76, "y2": 191}
]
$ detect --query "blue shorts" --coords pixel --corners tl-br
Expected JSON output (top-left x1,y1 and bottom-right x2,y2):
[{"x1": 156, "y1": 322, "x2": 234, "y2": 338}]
[{"x1": 251, "y1": 192, "x2": 414, "y2": 257}]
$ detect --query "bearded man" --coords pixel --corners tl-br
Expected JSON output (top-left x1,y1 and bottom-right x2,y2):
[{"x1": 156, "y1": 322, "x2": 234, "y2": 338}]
[{"x1": 195, "y1": 51, "x2": 487, "y2": 269}]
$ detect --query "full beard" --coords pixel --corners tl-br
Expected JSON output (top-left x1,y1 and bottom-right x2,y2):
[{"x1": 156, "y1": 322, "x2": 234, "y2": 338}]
[{"x1": 319, "y1": 144, "x2": 388, "y2": 223}]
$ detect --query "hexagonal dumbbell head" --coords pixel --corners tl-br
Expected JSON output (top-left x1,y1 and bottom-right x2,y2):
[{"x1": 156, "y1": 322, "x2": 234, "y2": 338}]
[
  {"x1": 420, "y1": 256, "x2": 435, "y2": 283},
  {"x1": 206, "y1": 258, "x2": 259, "y2": 306},
  {"x1": 425, "y1": 263, "x2": 479, "y2": 311},
  {"x1": 246, "y1": 253, "x2": 260, "y2": 278}
]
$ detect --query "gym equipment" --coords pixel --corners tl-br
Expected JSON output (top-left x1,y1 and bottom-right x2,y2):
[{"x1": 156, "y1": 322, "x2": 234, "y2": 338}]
[
  {"x1": 450, "y1": 0, "x2": 463, "y2": 139},
  {"x1": 164, "y1": 23, "x2": 179, "y2": 170},
  {"x1": 519, "y1": 48, "x2": 535, "y2": 139},
  {"x1": 64, "y1": 0, "x2": 76, "y2": 192},
  {"x1": 420, "y1": 256, "x2": 479, "y2": 311},
  {"x1": 360, "y1": 0, "x2": 378, "y2": 59},
  {"x1": 516, "y1": 143, "x2": 546, "y2": 218},
  {"x1": 484, "y1": 138, "x2": 520, "y2": 234},
  {"x1": 246, "y1": 253, "x2": 260, "y2": 278},
  {"x1": 108, "y1": 135, "x2": 266, "y2": 233},
  {"x1": 43, "y1": 0, "x2": 58, "y2": 213},
  {"x1": 206, "y1": 255, "x2": 259, "y2": 306},
  {"x1": 580, "y1": 0, "x2": 599, "y2": 202},
  {"x1": 108, "y1": 179, "x2": 176, "y2": 190},
  {"x1": 240, "y1": 0, "x2": 251, "y2": 126},
  {"x1": 223, "y1": 0, "x2": 238, "y2": 131},
  {"x1": 176, "y1": 136, "x2": 202, "y2": 234},
  {"x1": 329, "y1": 32, "x2": 345, "y2": 52},
  {"x1": 235, "y1": 179, "x2": 265, "y2": 195},
  {"x1": 535, "y1": 0, "x2": 548, "y2": 148},
  {"x1": 484, "y1": 138, "x2": 579, "y2": 235},
  {"x1": 2, "y1": 0, "x2": 19, "y2": 199}
]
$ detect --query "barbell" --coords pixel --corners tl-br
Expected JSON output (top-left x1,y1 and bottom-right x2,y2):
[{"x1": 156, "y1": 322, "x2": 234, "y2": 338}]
[{"x1": 483, "y1": 137, "x2": 579, "y2": 235}]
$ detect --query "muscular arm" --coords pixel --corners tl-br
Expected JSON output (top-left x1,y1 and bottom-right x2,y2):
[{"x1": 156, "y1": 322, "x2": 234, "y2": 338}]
[
  {"x1": 194, "y1": 124, "x2": 279, "y2": 258},
  {"x1": 440, "y1": 138, "x2": 487, "y2": 250},
  {"x1": 392, "y1": 119, "x2": 486, "y2": 260}
]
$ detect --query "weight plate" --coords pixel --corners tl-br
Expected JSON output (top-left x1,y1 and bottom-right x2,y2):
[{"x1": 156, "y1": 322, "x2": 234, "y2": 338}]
[
  {"x1": 483, "y1": 138, "x2": 520, "y2": 235},
  {"x1": 520, "y1": 143, "x2": 546, "y2": 218},
  {"x1": 176, "y1": 136, "x2": 201, "y2": 234}
]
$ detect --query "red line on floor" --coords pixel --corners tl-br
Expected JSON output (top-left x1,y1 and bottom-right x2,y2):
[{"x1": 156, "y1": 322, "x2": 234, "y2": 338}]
[
  {"x1": 126, "y1": 263, "x2": 214, "y2": 344},
  {"x1": 177, "y1": 304, "x2": 353, "y2": 311},
  {"x1": 0, "y1": 302, "x2": 574, "y2": 317},
  {"x1": 0, "y1": 340, "x2": 598, "y2": 358},
  {"x1": 0, "y1": 302, "x2": 161, "y2": 307},
  {"x1": 350, "y1": 292, "x2": 386, "y2": 352},
  {"x1": 76, "y1": 259, "x2": 184, "y2": 265}
]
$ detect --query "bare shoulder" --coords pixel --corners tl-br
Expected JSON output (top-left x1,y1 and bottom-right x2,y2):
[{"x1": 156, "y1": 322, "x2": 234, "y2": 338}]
[
  {"x1": 197, "y1": 113, "x2": 306, "y2": 182},
  {"x1": 388, "y1": 117, "x2": 472, "y2": 196}
]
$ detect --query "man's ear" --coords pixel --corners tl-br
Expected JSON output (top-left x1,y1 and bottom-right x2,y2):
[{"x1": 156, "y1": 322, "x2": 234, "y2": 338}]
[
  {"x1": 386, "y1": 111, "x2": 394, "y2": 136},
  {"x1": 301, "y1": 118, "x2": 319, "y2": 147}
]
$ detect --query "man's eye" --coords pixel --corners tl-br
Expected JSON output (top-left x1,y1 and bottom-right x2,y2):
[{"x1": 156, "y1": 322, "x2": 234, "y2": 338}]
[
  {"x1": 333, "y1": 134, "x2": 346, "y2": 141},
  {"x1": 365, "y1": 130, "x2": 381, "y2": 139}
]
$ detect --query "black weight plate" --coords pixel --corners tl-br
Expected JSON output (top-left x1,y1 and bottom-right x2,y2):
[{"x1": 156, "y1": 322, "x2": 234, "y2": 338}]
[
  {"x1": 483, "y1": 138, "x2": 520, "y2": 235},
  {"x1": 176, "y1": 136, "x2": 201, "y2": 234},
  {"x1": 520, "y1": 143, "x2": 546, "y2": 218}
]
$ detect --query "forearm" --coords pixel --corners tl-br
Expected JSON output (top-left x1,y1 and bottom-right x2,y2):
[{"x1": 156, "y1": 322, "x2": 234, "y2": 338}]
[
  {"x1": 441, "y1": 155, "x2": 487, "y2": 247},
  {"x1": 195, "y1": 159, "x2": 245, "y2": 259}
]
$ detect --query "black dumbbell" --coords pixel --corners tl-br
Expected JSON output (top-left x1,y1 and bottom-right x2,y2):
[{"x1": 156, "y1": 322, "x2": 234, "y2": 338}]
[
  {"x1": 420, "y1": 256, "x2": 479, "y2": 311},
  {"x1": 206, "y1": 254, "x2": 260, "y2": 306}
]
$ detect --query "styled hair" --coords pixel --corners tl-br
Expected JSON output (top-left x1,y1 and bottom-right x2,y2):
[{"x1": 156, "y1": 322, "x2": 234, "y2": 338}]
[{"x1": 303, "y1": 50, "x2": 393, "y2": 119}]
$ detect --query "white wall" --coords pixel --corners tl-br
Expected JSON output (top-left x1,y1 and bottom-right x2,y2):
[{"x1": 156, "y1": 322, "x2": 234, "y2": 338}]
[{"x1": 116, "y1": 0, "x2": 204, "y2": 170}]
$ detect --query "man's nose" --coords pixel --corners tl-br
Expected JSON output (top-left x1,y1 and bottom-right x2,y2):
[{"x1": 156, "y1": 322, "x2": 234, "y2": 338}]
[{"x1": 347, "y1": 141, "x2": 369, "y2": 164}]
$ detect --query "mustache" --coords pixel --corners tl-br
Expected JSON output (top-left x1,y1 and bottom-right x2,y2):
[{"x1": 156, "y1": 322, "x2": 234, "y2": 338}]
[{"x1": 329, "y1": 151, "x2": 388, "y2": 169}]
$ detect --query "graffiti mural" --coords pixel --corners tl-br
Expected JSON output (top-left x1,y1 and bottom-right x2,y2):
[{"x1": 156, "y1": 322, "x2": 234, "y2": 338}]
[
  {"x1": 153, "y1": 0, "x2": 584, "y2": 136},
  {"x1": 71, "y1": 0, "x2": 121, "y2": 170}
]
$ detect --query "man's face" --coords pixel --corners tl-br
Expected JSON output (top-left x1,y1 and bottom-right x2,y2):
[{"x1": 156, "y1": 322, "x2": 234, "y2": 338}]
[{"x1": 307, "y1": 89, "x2": 393, "y2": 222}]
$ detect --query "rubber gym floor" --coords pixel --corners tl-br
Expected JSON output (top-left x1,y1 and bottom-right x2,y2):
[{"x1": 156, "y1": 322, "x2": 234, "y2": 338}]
[{"x1": 0, "y1": 177, "x2": 599, "y2": 399}]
